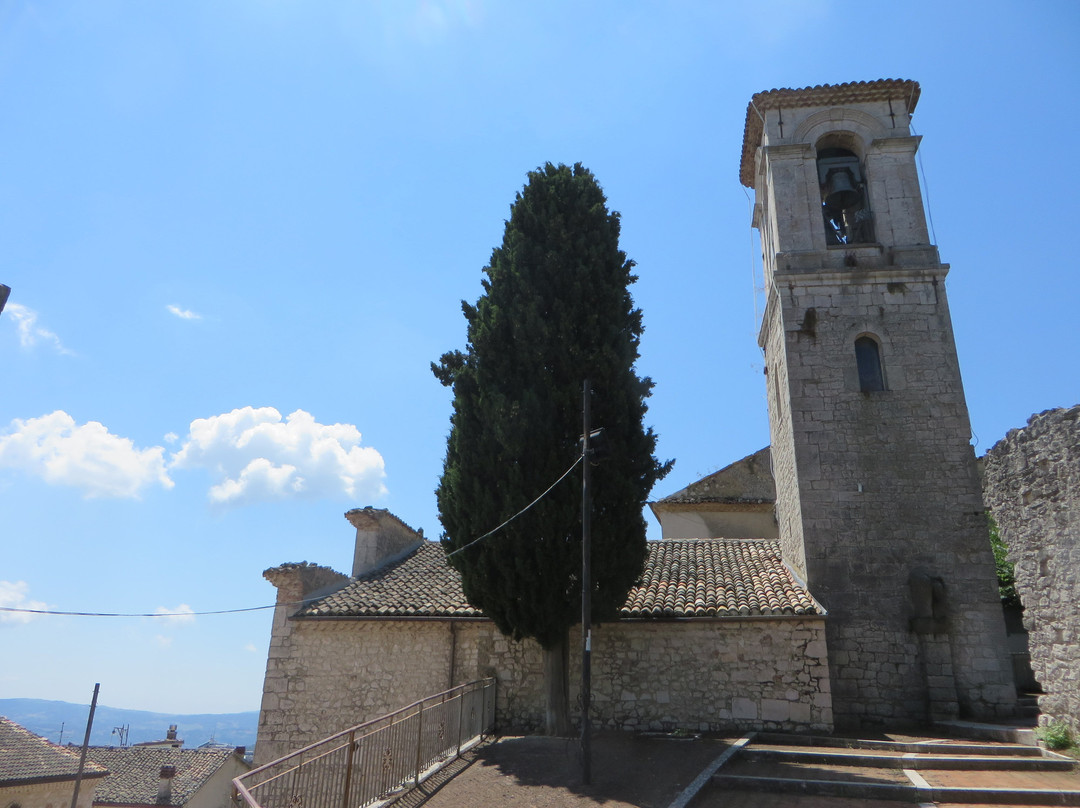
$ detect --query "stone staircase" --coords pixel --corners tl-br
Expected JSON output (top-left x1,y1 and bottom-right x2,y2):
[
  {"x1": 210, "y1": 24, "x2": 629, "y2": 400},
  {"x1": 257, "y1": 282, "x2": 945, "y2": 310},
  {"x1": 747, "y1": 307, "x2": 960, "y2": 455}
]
[
  {"x1": 705, "y1": 731, "x2": 1080, "y2": 805},
  {"x1": 1017, "y1": 693, "x2": 1042, "y2": 720}
]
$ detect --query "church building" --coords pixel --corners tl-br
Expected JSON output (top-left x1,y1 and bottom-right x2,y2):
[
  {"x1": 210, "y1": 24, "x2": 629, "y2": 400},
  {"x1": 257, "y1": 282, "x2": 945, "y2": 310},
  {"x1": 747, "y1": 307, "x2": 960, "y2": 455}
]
[{"x1": 252, "y1": 79, "x2": 1018, "y2": 764}]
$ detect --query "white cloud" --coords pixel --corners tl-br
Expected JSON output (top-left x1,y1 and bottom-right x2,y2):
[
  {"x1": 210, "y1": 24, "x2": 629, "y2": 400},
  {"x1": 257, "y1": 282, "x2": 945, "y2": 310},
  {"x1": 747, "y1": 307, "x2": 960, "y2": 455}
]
[
  {"x1": 155, "y1": 635, "x2": 174, "y2": 648},
  {"x1": 0, "y1": 411, "x2": 174, "y2": 498},
  {"x1": 167, "y1": 305, "x2": 201, "y2": 320},
  {"x1": 163, "y1": 432, "x2": 179, "y2": 443},
  {"x1": 243, "y1": 642, "x2": 258, "y2": 653},
  {"x1": 0, "y1": 581, "x2": 48, "y2": 624},
  {"x1": 5, "y1": 303, "x2": 73, "y2": 355},
  {"x1": 171, "y1": 406, "x2": 387, "y2": 507},
  {"x1": 154, "y1": 604, "x2": 195, "y2": 625}
]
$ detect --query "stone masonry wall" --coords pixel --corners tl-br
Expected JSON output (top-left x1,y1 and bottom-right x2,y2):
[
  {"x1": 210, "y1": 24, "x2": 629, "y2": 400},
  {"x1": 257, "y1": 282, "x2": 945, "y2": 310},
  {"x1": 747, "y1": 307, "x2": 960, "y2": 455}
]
[
  {"x1": 771, "y1": 269, "x2": 1016, "y2": 726},
  {"x1": 254, "y1": 614, "x2": 833, "y2": 764},
  {"x1": 983, "y1": 405, "x2": 1080, "y2": 733},
  {"x1": 255, "y1": 619, "x2": 458, "y2": 766},
  {"x1": 584, "y1": 619, "x2": 832, "y2": 733},
  {"x1": 760, "y1": 286, "x2": 808, "y2": 580}
]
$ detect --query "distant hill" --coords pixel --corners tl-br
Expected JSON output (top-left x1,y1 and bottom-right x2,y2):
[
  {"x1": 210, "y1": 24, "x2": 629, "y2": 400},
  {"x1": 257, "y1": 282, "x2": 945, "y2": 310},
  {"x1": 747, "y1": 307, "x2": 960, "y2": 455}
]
[{"x1": 0, "y1": 698, "x2": 259, "y2": 751}]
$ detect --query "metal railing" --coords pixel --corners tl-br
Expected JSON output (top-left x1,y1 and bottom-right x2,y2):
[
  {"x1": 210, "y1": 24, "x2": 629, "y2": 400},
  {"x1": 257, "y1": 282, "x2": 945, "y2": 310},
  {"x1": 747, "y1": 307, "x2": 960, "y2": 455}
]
[{"x1": 234, "y1": 678, "x2": 496, "y2": 808}]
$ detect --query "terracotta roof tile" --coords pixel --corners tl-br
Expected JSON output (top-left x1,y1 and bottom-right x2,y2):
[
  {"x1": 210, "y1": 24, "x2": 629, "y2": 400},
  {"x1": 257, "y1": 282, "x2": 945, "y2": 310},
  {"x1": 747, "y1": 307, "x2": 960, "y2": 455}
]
[
  {"x1": 300, "y1": 542, "x2": 484, "y2": 618},
  {"x1": 299, "y1": 539, "x2": 820, "y2": 620},
  {"x1": 0, "y1": 716, "x2": 108, "y2": 785},
  {"x1": 622, "y1": 539, "x2": 817, "y2": 617},
  {"x1": 87, "y1": 746, "x2": 239, "y2": 807}
]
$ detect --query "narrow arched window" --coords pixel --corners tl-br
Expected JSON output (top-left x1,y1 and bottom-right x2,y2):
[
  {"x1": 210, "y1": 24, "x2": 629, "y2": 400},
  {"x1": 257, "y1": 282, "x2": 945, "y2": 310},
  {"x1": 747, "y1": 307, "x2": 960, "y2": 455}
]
[{"x1": 855, "y1": 336, "x2": 885, "y2": 392}]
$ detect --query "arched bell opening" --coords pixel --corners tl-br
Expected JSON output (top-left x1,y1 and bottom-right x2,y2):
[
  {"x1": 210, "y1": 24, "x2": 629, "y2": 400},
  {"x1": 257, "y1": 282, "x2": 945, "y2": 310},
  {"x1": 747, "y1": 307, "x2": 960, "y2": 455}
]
[{"x1": 817, "y1": 146, "x2": 874, "y2": 246}]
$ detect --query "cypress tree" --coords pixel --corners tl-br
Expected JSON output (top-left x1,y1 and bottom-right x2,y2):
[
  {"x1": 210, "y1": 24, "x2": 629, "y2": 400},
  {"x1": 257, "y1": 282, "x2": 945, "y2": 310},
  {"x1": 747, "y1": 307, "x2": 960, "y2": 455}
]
[{"x1": 433, "y1": 162, "x2": 671, "y2": 734}]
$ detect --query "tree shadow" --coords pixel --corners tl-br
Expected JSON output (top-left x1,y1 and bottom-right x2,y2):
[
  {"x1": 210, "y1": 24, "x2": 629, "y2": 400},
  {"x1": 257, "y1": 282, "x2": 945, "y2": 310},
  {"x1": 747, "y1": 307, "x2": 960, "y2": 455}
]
[
  {"x1": 453, "y1": 732, "x2": 729, "y2": 807},
  {"x1": 389, "y1": 749, "x2": 483, "y2": 808}
]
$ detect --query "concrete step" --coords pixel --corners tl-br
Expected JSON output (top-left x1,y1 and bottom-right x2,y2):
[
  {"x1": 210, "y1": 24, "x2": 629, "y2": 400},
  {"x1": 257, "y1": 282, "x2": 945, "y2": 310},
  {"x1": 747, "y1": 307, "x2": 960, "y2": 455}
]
[
  {"x1": 754, "y1": 731, "x2": 1043, "y2": 756},
  {"x1": 935, "y1": 719, "x2": 1038, "y2": 746},
  {"x1": 712, "y1": 773, "x2": 1080, "y2": 805},
  {"x1": 709, "y1": 732, "x2": 1080, "y2": 806},
  {"x1": 740, "y1": 747, "x2": 1075, "y2": 771}
]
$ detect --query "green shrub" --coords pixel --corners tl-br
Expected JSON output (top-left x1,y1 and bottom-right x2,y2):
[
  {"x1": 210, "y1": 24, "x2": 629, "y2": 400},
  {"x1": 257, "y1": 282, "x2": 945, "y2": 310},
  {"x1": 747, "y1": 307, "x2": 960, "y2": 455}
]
[
  {"x1": 987, "y1": 513, "x2": 1021, "y2": 607},
  {"x1": 1036, "y1": 721, "x2": 1075, "y2": 751}
]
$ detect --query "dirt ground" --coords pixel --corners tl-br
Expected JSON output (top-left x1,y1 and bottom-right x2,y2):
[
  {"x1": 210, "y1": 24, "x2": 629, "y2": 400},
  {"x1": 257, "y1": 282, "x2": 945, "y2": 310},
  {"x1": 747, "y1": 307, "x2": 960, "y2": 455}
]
[{"x1": 391, "y1": 732, "x2": 733, "y2": 808}]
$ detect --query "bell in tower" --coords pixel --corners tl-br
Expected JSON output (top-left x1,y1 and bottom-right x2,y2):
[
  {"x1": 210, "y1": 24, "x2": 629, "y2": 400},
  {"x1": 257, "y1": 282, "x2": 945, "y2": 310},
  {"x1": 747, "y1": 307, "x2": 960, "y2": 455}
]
[{"x1": 817, "y1": 148, "x2": 871, "y2": 245}]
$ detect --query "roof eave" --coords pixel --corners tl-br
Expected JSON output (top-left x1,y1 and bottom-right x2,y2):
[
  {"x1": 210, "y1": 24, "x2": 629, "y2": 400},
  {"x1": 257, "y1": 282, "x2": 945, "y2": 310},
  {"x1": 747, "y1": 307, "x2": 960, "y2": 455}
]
[
  {"x1": 294, "y1": 611, "x2": 823, "y2": 622},
  {"x1": 651, "y1": 499, "x2": 774, "y2": 511},
  {"x1": 293, "y1": 613, "x2": 489, "y2": 622},
  {"x1": 617, "y1": 612, "x2": 826, "y2": 622},
  {"x1": 0, "y1": 771, "x2": 109, "y2": 787}
]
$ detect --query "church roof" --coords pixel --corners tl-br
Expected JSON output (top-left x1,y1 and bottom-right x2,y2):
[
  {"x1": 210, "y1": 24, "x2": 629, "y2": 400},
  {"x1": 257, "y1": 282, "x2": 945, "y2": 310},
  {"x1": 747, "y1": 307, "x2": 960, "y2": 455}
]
[
  {"x1": 624, "y1": 539, "x2": 816, "y2": 617},
  {"x1": 652, "y1": 447, "x2": 774, "y2": 509},
  {"x1": 303, "y1": 541, "x2": 481, "y2": 619},
  {"x1": 297, "y1": 537, "x2": 820, "y2": 620},
  {"x1": 0, "y1": 716, "x2": 108, "y2": 786},
  {"x1": 87, "y1": 746, "x2": 243, "y2": 807},
  {"x1": 740, "y1": 78, "x2": 921, "y2": 187}
]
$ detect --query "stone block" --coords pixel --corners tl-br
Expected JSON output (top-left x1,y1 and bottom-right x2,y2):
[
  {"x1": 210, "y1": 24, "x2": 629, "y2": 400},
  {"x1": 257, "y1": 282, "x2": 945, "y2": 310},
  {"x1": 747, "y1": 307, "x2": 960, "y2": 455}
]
[
  {"x1": 732, "y1": 697, "x2": 758, "y2": 720},
  {"x1": 789, "y1": 701, "x2": 813, "y2": 724},
  {"x1": 805, "y1": 639, "x2": 828, "y2": 659},
  {"x1": 761, "y1": 699, "x2": 790, "y2": 722}
]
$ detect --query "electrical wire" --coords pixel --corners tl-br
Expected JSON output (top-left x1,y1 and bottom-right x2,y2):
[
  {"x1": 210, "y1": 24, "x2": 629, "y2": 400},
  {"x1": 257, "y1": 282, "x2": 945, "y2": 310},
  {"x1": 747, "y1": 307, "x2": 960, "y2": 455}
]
[
  {"x1": 911, "y1": 124, "x2": 938, "y2": 246},
  {"x1": 2, "y1": 455, "x2": 586, "y2": 616},
  {"x1": 445, "y1": 454, "x2": 583, "y2": 558},
  {"x1": 0, "y1": 601, "x2": 307, "y2": 618}
]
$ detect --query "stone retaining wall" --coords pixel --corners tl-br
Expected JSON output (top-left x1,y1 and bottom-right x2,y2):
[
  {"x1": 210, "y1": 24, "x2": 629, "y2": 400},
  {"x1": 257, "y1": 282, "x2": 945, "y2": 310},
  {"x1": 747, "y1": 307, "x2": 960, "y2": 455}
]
[{"x1": 983, "y1": 405, "x2": 1080, "y2": 733}]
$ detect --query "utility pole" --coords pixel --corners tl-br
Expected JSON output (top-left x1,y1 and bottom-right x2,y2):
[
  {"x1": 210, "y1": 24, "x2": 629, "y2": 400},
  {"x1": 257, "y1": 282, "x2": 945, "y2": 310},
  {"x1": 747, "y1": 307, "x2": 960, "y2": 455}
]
[
  {"x1": 580, "y1": 380, "x2": 592, "y2": 785},
  {"x1": 70, "y1": 683, "x2": 100, "y2": 808}
]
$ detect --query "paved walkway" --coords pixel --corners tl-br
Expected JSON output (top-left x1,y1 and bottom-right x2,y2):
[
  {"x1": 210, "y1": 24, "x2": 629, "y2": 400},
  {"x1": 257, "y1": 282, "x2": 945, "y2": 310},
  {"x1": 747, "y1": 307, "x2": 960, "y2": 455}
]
[
  {"x1": 387, "y1": 729, "x2": 1078, "y2": 808},
  {"x1": 391, "y1": 732, "x2": 732, "y2": 808}
]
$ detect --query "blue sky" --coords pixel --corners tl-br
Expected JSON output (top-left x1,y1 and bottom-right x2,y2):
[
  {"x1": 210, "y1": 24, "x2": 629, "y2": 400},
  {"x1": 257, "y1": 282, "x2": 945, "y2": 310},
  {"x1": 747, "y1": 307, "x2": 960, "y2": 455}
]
[{"x1": 2, "y1": 1, "x2": 1077, "y2": 716}]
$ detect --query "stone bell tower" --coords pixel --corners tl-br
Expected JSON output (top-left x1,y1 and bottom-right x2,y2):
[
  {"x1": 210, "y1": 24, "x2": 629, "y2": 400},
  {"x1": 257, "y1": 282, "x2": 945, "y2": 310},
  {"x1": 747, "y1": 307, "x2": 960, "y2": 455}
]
[{"x1": 742, "y1": 80, "x2": 1016, "y2": 727}]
